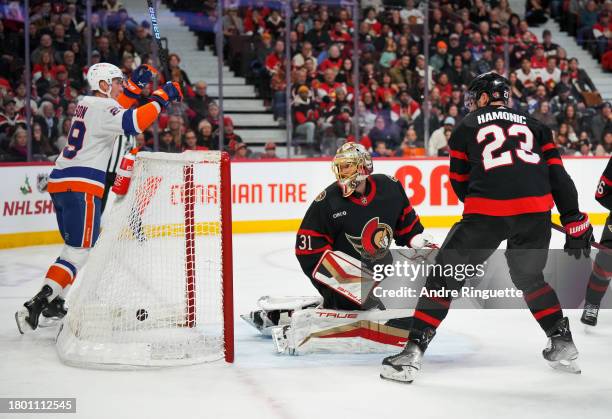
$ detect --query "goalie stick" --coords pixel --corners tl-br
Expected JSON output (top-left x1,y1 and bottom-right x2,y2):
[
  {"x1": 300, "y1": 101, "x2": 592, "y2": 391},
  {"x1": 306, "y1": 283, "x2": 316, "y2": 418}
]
[{"x1": 146, "y1": 0, "x2": 170, "y2": 81}]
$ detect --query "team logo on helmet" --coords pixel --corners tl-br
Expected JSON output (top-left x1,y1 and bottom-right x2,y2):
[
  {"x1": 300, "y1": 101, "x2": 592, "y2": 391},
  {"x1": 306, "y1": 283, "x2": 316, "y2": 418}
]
[{"x1": 346, "y1": 217, "x2": 393, "y2": 261}]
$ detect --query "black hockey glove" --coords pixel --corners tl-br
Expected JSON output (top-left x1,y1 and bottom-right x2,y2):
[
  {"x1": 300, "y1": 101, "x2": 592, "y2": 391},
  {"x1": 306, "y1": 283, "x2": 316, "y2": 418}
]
[{"x1": 561, "y1": 212, "x2": 594, "y2": 259}]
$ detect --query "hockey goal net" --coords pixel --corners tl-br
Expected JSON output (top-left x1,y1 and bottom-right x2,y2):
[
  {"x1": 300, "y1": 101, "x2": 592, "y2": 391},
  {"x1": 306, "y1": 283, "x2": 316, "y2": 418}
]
[{"x1": 56, "y1": 151, "x2": 233, "y2": 368}]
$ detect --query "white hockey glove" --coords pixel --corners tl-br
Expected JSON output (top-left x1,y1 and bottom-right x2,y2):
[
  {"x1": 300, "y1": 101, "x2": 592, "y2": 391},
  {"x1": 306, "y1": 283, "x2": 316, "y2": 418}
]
[{"x1": 409, "y1": 232, "x2": 435, "y2": 249}]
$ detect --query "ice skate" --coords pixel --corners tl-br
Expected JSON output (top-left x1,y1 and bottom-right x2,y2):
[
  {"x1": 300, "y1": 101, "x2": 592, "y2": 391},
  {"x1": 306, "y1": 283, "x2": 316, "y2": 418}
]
[
  {"x1": 543, "y1": 317, "x2": 581, "y2": 374},
  {"x1": 15, "y1": 285, "x2": 53, "y2": 334},
  {"x1": 580, "y1": 303, "x2": 599, "y2": 327},
  {"x1": 380, "y1": 329, "x2": 435, "y2": 383},
  {"x1": 38, "y1": 296, "x2": 67, "y2": 328}
]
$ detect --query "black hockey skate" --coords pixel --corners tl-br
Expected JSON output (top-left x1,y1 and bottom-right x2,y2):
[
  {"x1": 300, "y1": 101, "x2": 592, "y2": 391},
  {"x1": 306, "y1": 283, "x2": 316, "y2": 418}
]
[
  {"x1": 580, "y1": 303, "x2": 599, "y2": 327},
  {"x1": 380, "y1": 328, "x2": 436, "y2": 383},
  {"x1": 543, "y1": 317, "x2": 580, "y2": 374},
  {"x1": 39, "y1": 296, "x2": 67, "y2": 327},
  {"x1": 15, "y1": 285, "x2": 52, "y2": 334}
]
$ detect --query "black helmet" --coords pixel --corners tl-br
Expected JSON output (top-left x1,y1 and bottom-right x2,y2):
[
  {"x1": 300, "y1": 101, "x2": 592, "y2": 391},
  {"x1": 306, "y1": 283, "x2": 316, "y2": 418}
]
[{"x1": 464, "y1": 72, "x2": 511, "y2": 111}]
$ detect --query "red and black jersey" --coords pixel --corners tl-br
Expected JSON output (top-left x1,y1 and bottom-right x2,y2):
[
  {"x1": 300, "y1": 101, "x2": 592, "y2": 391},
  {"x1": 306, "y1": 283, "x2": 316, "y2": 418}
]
[
  {"x1": 595, "y1": 157, "x2": 612, "y2": 211},
  {"x1": 449, "y1": 105, "x2": 580, "y2": 218},
  {"x1": 295, "y1": 174, "x2": 424, "y2": 282}
]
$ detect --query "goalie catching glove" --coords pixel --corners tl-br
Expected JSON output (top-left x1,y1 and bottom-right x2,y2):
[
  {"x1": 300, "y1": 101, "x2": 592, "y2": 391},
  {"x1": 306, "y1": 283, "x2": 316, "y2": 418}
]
[{"x1": 561, "y1": 212, "x2": 594, "y2": 259}]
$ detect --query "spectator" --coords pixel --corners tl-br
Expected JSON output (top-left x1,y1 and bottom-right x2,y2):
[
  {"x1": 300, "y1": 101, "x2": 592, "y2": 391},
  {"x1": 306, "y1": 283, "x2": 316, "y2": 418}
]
[
  {"x1": 159, "y1": 128, "x2": 180, "y2": 153},
  {"x1": 516, "y1": 58, "x2": 538, "y2": 94},
  {"x1": 446, "y1": 55, "x2": 470, "y2": 88},
  {"x1": 577, "y1": 0, "x2": 600, "y2": 46},
  {"x1": 471, "y1": 46, "x2": 494, "y2": 76},
  {"x1": 369, "y1": 116, "x2": 402, "y2": 150},
  {"x1": 0, "y1": 98, "x2": 27, "y2": 143},
  {"x1": 261, "y1": 142, "x2": 278, "y2": 159},
  {"x1": 96, "y1": 35, "x2": 119, "y2": 66},
  {"x1": 223, "y1": 7, "x2": 244, "y2": 37},
  {"x1": 541, "y1": 29, "x2": 559, "y2": 58},
  {"x1": 371, "y1": 140, "x2": 393, "y2": 157},
  {"x1": 558, "y1": 104, "x2": 583, "y2": 134},
  {"x1": 568, "y1": 58, "x2": 597, "y2": 93},
  {"x1": 182, "y1": 129, "x2": 206, "y2": 151},
  {"x1": 397, "y1": 127, "x2": 425, "y2": 157},
  {"x1": 292, "y1": 85, "x2": 319, "y2": 152},
  {"x1": 34, "y1": 101, "x2": 59, "y2": 144},
  {"x1": 557, "y1": 122, "x2": 578, "y2": 145},
  {"x1": 550, "y1": 84, "x2": 578, "y2": 115},
  {"x1": 197, "y1": 119, "x2": 217, "y2": 150},
  {"x1": 533, "y1": 101, "x2": 557, "y2": 129},
  {"x1": 540, "y1": 57, "x2": 561, "y2": 90},
  {"x1": 135, "y1": 133, "x2": 153, "y2": 152},
  {"x1": 389, "y1": 55, "x2": 412, "y2": 91},
  {"x1": 592, "y1": 13, "x2": 612, "y2": 58},
  {"x1": 222, "y1": 116, "x2": 244, "y2": 154},
  {"x1": 166, "y1": 115, "x2": 184, "y2": 148},
  {"x1": 430, "y1": 41, "x2": 449, "y2": 73},
  {"x1": 31, "y1": 121, "x2": 58, "y2": 161},
  {"x1": 168, "y1": 53, "x2": 192, "y2": 86},
  {"x1": 233, "y1": 142, "x2": 250, "y2": 160},
  {"x1": 575, "y1": 139, "x2": 593, "y2": 156},
  {"x1": 130, "y1": 25, "x2": 153, "y2": 57},
  {"x1": 187, "y1": 81, "x2": 213, "y2": 126},
  {"x1": 530, "y1": 45, "x2": 547, "y2": 69},
  {"x1": 207, "y1": 102, "x2": 220, "y2": 131},
  {"x1": 7, "y1": 127, "x2": 28, "y2": 161},
  {"x1": 292, "y1": 41, "x2": 314, "y2": 68},
  {"x1": 306, "y1": 18, "x2": 331, "y2": 54},
  {"x1": 428, "y1": 116, "x2": 455, "y2": 156},
  {"x1": 590, "y1": 102, "x2": 612, "y2": 145}
]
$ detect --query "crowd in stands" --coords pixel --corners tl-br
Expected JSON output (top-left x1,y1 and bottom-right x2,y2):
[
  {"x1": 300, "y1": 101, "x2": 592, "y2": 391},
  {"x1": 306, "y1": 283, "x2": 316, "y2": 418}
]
[
  {"x1": 1, "y1": 0, "x2": 611, "y2": 161},
  {"x1": 197, "y1": 0, "x2": 611, "y2": 157}
]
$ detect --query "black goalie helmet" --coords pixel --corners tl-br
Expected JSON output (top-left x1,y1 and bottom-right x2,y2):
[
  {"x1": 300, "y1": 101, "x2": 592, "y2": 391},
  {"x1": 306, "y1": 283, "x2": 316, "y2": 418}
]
[{"x1": 464, "y1": 72, "x2": 511, "y2": 112}]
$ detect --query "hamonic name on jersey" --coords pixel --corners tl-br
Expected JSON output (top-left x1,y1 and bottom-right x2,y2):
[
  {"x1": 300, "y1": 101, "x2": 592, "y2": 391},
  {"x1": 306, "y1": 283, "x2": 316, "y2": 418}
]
[{"x1": 476, "y1": 111, "x2": 527, "y2": 125}]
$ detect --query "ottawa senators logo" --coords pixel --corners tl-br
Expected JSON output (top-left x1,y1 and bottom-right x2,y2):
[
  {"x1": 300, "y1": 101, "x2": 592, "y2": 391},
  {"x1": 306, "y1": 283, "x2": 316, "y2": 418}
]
[{"x1": 346, "y1": 217, "x2": 393, "y2": 261}]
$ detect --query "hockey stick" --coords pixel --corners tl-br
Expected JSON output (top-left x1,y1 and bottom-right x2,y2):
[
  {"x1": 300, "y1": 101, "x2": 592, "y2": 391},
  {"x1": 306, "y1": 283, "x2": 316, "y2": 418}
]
[
  {"x1": 551, "y1": 222, "x2": 608, "y2": 250},
  {"x1": 146, "y1": 0, "x2": 170, "y2": 81}
]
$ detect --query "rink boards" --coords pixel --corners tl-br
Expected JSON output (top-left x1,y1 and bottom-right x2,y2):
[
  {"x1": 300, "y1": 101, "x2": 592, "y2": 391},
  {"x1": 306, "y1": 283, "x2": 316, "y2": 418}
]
[{"x1": 0, "y1": 157, "x2": 608, "y2": 248}]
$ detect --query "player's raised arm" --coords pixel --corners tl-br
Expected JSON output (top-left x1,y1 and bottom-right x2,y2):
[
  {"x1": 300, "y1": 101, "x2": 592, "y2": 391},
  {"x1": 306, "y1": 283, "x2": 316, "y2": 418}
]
[{"x1": 116, "y1": 64, "x2": 158, "y2": 109}]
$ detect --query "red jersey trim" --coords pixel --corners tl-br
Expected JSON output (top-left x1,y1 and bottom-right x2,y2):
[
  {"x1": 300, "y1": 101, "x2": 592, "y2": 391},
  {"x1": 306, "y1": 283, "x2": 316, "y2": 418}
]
[
  {"x1": 295, "y1": 245, "x2": 332, "y2": 256},
  {"x1": 601, "y1": 175, "x2": 612, "y2": 186},
  {"x1": 463, "y1": 194, "x2": 554, "y2": 216},
  {"x1": 396, "y1": 216, "x2": 421, "y2": 237},
  {"x1": 450, "y1": 150, "x2": 468, "y2": 161},
  {"x1": 449, "y1": 172, "x2": 470, "y2": 182},
  {"x1": 297, "y1": 229, "x2": 333, "y2": 244},
  {"x1": 540, "y1": 143, "x2": 556, "y2": 152},
  {"x1": 546, "y1": 158, "x2": 563, "y2": 166},
  {"x1": 348, "y1": 177, "x2": 377, "y2": 206}
]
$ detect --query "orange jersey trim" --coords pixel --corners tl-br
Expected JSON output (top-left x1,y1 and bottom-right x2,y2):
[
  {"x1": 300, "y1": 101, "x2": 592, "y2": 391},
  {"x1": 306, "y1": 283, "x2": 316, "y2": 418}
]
[{"x1": 48, "y1": 180, "x2": 105, "y2": 198}]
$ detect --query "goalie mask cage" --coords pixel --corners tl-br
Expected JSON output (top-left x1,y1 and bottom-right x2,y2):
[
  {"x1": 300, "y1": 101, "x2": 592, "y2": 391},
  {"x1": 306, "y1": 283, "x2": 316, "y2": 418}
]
[{"x1": 56, "y1": 151, "x2": 234, "y2": 368}]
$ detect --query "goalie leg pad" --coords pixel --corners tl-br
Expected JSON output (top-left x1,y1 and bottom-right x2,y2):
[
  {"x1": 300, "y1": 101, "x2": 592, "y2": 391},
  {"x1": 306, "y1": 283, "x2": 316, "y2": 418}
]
[{"x1": 272, "y1": 308, "x2": 411, "y2": 355}]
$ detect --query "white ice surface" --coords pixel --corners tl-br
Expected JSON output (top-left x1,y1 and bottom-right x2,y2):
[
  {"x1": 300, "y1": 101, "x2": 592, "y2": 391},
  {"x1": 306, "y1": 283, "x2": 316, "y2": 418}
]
[{"x1": 1, "y1": 228, "x2": 612, "y2": 419}]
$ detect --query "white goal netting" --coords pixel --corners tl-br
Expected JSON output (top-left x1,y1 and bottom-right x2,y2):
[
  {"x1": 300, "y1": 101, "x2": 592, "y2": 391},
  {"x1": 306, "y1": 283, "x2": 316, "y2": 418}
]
[{"x1": 56, "y1": 151, "x2": 233, "y2": 368}]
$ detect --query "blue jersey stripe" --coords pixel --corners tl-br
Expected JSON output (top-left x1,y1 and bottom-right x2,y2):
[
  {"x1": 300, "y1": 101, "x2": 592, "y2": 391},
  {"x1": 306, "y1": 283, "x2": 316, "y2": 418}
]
[
  {"x1": 55, "y1": 258, "x2": 77, "y2": 277},
  {"x1": 50, "y1": 166, "x2": 106, "y2": 184},
  {"x1": 122, "y1": 109, "x2": 138, "y2": 136}
]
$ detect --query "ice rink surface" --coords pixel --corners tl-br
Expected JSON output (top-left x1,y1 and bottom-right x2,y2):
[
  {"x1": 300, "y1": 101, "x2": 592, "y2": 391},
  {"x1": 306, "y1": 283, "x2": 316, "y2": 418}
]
[{"x1": 1, "y1": 228, "x2": 612, "y2": 419}]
